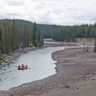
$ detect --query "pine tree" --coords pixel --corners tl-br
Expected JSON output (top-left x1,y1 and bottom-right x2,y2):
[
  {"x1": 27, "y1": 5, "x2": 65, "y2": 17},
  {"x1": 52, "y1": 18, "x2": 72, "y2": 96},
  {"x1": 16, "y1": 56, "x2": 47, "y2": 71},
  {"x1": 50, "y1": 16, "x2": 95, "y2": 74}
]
[
  {"x1": 94, "y1": 30, "x2": 96, "y2": 52},
  {"x1": 1, "y1": 25, "x2": 6, "y2": 53}
]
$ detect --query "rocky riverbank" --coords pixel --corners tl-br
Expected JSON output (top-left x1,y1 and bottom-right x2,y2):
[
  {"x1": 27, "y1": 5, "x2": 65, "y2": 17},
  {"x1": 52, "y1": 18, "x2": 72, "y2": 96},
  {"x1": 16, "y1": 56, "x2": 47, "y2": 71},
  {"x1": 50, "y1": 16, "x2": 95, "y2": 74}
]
[
  {"x1": 1, "y1": 47, "x2": 96, "y2": 96},
  {"x1": 0, "y1": 47, "x2": 39, "y2": 66}
]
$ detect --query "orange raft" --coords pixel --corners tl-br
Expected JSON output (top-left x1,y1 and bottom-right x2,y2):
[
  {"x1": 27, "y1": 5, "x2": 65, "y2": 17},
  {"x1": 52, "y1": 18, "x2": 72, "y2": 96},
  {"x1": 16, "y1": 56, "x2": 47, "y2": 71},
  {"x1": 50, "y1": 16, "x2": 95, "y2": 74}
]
[{"x1": 17, "y1": 64, "x2": 28, "y2": 70}]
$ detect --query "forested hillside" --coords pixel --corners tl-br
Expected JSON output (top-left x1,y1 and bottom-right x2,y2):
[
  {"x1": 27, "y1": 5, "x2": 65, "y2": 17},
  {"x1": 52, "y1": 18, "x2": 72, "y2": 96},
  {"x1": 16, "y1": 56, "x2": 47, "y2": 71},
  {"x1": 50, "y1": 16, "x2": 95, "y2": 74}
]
[
  {"x1": 40, "y1": 23, "x2": 96, "y2": 42},
  {"x1": 39, "y1": 23, "x2": 96, "y2": 42},
  {"x1": 0, "y1": 19, "x2": 43, "y2": 54},
  {"x1": 53, "y1": 24, "x2": 96, "y2": 42},
  {"x1": 38, "y1": 24, "x2": 56, "y2": 38},
  {"x1": 0, "y1": 19, "x2": 96, "y2": 45},
  {"x1": 0, "y1": 19, "x2": 96, "y2": 54}
]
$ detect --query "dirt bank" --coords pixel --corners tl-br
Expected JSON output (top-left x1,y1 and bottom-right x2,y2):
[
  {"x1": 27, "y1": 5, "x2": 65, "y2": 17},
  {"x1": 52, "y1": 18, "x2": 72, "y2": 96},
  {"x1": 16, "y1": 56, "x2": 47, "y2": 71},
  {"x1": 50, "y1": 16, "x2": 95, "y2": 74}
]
[
  {"x1": 0, "y1": 47, "x2": 41, "y2": 67},
  {"x1": 0, "y1": 47, "x2": 96, "y2": 96}
]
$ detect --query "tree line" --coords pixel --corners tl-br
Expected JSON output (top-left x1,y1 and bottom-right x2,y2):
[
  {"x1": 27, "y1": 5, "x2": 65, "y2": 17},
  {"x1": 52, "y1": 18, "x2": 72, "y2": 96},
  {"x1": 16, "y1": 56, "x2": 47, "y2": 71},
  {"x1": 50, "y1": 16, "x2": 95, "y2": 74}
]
[
  {"x1": 52, "y1": 24, "x2": 96, "y2": 42},
  {"x1": 52, "y1": 24, "x2": 96, "y2": 52},
  {"x1": 0, "y1": 19, "x2": 96, "y2": 64},
  {"x1": 0, "y1": 20, "x2": 43, "y2": 64}
]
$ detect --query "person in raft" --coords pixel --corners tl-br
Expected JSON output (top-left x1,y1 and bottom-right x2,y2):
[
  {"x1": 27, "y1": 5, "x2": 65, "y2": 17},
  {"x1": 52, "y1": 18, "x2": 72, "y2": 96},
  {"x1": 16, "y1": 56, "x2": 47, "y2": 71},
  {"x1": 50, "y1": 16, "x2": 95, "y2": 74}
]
[
  {"x1": 18, "y1": 65, "x2": 21, "y2": 70},
  {"x1": 22, "y1": 64, "x2": 25, "y2": 69},
  {"x1": 25, "y1": 65, "x2": 28, "y2": 69},
  {"x1": 18, "y1": 64, "x2": 28, "y2": 70}
]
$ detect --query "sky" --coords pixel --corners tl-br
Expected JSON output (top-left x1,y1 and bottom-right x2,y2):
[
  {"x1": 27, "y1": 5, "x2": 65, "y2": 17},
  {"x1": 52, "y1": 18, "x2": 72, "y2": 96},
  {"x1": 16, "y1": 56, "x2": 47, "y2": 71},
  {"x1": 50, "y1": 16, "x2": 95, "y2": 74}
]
[{"x1": 0, "y1": 0, "x2": 96, "y2": 25}]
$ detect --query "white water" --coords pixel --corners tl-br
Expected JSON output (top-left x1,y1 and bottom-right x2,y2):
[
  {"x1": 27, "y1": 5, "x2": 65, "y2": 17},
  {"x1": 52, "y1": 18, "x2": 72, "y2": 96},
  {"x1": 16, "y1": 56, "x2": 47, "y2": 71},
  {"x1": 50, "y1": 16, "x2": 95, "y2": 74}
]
[{"x1": 0, "y1": 47, "x2": 64, "y2": 90}]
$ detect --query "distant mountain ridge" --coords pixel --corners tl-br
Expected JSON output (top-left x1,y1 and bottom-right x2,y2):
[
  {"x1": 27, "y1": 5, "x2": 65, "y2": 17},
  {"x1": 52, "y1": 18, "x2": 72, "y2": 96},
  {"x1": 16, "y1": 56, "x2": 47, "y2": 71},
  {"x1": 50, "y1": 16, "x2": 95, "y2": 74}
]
[{"x1": 0, "y1": 19, "x2": 59, "y2": 38}]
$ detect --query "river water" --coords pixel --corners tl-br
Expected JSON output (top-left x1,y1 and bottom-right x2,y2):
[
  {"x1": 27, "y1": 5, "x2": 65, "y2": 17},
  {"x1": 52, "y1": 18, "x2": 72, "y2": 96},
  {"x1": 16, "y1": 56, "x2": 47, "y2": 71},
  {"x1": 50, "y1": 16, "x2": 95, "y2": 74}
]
[{"x1": 0, "y1": 47, "x2": 64, "y2": 90}]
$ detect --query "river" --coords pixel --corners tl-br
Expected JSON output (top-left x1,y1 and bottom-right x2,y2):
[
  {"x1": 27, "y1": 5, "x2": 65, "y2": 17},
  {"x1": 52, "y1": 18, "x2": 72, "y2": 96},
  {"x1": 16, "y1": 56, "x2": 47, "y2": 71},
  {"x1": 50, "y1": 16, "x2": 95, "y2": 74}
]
[{"x1": 0, "y1": 47, "x2": 64, "y2": 90}]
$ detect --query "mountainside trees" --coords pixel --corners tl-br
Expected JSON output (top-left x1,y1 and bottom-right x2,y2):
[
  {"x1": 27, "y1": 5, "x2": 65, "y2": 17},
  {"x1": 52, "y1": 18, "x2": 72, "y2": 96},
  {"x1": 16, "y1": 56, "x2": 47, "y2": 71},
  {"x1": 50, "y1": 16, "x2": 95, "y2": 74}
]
[
  {"x1": 52, "y1": 24, "x2": 96, "y2": 42},
  {"x1": 1, "y1": 19, "x2": 96, "y2": 55},
  {"x1": 52, "y1": 24, "x2": 96, "y2": 53},
  {"x1": 94, "y1": 29, "x2": 96, "y2": 52},
  {"x1": 0, "y1": 20, "x2": 43, "y2": 55}
]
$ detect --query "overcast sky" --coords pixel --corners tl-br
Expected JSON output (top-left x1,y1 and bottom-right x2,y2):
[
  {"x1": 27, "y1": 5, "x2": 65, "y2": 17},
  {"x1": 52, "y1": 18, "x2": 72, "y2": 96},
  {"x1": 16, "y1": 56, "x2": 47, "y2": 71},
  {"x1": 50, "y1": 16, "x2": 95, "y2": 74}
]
[{"x1": 0, "y1": 0, "x2": 96, "y2": 25}]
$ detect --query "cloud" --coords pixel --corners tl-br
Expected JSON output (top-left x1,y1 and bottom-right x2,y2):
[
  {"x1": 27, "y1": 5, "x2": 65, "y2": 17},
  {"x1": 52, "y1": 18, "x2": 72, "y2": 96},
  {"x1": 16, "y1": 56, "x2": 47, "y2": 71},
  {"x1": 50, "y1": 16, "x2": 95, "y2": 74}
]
[
  {"x1": 0, "y1": 0, "x2": 96, "y2": 25},
  {"x1": 4, "y1": 0, "x2": 24, "y2": 6}
]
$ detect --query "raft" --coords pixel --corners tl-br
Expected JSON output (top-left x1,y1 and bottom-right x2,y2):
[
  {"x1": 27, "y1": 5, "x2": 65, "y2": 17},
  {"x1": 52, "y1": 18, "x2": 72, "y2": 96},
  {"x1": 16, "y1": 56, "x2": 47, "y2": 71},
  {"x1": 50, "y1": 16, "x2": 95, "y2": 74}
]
[{"x1": 17, "y1": 65, "x2": 28, "y2": 70}]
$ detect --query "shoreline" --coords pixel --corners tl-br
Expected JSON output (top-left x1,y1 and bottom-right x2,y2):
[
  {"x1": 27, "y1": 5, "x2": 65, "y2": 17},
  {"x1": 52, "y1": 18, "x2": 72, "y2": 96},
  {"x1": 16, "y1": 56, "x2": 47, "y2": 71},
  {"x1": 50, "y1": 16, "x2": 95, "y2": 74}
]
[
  {"x1": 1, "y1": 44, "x2": 96, "y2": 96},
  {"x1": 3, "y1": 42, "x2": 79, "y2": 66},
  {"x1": 1, "y1": 47, "x2": 44, "y2": 67}
]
